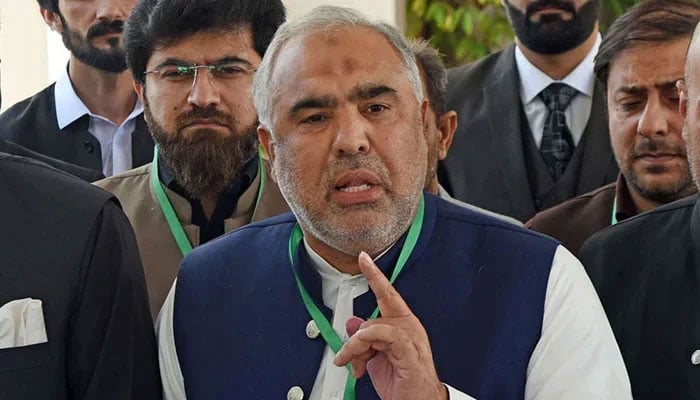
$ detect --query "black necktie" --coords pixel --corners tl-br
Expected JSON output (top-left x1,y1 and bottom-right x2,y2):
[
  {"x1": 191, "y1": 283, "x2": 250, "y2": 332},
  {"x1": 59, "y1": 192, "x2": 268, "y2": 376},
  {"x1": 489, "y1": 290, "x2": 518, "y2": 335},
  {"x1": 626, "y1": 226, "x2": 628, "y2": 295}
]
[{"x1": 538, "y1": 83, "x2": 578, "y2": 180}]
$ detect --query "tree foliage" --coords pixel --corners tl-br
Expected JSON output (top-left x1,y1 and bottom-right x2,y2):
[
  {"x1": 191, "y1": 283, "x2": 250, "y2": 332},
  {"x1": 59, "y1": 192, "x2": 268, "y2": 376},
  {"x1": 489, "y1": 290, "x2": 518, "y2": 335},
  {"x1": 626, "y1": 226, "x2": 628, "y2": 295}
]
[{"x1": 406, "y1": 0, "x2": 644, "y2": 67}]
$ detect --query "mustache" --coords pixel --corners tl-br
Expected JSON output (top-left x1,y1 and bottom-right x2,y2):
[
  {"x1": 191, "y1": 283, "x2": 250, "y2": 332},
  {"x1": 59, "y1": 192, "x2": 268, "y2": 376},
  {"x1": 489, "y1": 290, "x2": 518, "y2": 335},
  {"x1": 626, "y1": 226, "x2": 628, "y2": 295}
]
[
  {"x1": 325, "y1": 155, "x2": 389, "y2": 188},
  {"x1": 175, "y1": 106, "x2": 235, "y2": 130},
  {"x1": 86, "y1": 19, "x2": 124, "y2": 41},
  {"x1": 633, "y1": 138, "x2": 686, "y2": 158},
  {"x1": 526, "y1": 0, "x2": 576, "y2": 17}
]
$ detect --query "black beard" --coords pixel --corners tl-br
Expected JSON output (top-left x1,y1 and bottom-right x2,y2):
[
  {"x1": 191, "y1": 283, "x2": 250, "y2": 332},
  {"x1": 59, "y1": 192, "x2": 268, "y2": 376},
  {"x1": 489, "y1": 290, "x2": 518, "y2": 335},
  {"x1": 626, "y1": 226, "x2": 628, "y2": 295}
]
[
  {"x1": 504, "y1": 0, "x2": 601, "y2": 54},
  {"x1": 144, "y1": 101, "x2": 259, "y2": 198},
  {"x1": 60, "y1": 15, "x2": 127, "y2": 73}
]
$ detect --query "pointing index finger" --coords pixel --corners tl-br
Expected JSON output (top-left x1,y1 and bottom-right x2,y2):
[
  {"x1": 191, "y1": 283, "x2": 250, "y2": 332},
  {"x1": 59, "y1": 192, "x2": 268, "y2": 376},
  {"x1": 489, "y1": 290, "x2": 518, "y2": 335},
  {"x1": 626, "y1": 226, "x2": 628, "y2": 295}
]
[{"x1": 358, "y1": 251, "x2": 411, "y2": 318}]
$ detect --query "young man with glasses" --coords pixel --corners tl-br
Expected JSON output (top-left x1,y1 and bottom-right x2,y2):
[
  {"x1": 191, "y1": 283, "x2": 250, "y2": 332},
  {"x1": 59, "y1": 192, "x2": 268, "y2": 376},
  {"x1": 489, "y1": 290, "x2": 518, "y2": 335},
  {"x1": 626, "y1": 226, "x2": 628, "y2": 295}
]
[{"x1": 95, "y1": 0, "x2": 289, "y2": 319}]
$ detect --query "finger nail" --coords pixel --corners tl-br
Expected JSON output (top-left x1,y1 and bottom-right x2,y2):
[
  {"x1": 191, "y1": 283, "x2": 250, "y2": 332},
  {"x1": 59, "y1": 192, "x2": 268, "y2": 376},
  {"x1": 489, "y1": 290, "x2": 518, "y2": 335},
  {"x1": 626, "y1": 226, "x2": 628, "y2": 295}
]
[{"x1": 359, "y1": 251, "x2": 372, "y2": 263}]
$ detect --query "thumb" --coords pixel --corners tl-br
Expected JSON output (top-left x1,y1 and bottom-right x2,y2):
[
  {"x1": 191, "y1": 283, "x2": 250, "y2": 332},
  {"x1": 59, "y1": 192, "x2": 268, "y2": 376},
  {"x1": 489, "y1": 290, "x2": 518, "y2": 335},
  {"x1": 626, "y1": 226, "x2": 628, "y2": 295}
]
[{"x1": 346, "y1": 316, "x2": 365, "y2": 337}]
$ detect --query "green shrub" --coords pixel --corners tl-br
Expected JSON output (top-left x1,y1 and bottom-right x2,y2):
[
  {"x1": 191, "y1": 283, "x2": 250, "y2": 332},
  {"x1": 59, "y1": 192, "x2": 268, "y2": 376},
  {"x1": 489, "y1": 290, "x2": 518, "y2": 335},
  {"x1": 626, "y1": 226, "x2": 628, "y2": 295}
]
[{"x1": 406, "y1": 0, "x2": 644, "y2": 67}]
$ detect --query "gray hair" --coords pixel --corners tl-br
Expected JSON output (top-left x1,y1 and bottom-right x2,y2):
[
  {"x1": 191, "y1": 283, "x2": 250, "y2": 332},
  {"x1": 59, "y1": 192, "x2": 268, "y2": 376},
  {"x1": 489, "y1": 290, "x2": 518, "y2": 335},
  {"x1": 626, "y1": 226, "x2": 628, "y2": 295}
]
[
  {"x1": 409, "y1": 38, "x2": 447, "y2": 118},
  {"x1": 252, "y1": 5, "x2": 424, "y2": 130}
]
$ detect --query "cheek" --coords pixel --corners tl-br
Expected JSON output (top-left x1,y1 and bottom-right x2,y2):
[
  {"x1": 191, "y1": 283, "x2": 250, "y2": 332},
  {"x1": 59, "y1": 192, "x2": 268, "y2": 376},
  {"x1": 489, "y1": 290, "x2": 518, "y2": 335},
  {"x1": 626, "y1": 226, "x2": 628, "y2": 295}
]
[
  {"x1": 609, "y1": 115, "x2": 637, "y2": 152},
  {"x1": 276, "y1": 137, "x2": 326, "y2": 181},
  {"x1": 668, "y1": 113, "x2": 686, "y2": 139},
  {"x1": 229, "y1": 97, "x2": 258, "y2": 125}
]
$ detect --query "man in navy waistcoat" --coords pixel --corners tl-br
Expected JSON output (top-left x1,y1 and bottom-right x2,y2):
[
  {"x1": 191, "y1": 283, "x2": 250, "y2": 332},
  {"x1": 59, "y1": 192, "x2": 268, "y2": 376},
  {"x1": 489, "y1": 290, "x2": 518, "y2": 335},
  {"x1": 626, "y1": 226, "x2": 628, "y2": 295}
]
[{"x1": 158, "y1": 6, "x2": 631, "y2": 400}]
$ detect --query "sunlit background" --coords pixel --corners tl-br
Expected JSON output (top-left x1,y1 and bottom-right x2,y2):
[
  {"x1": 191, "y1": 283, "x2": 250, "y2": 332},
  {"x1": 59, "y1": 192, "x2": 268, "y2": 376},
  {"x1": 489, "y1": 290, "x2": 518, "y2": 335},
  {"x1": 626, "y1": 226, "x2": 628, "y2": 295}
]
[
  {"x1": 0, "y1": 0, "x2": 641, "y2": 112},
  {"x1": 0, "y1": 0, "x2": 405, "y2": 112}
]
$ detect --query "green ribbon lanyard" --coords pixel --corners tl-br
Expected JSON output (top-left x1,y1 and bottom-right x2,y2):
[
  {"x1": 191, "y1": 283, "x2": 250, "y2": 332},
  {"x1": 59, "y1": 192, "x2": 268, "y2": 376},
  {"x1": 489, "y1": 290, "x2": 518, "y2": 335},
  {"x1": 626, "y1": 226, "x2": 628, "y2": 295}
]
[
  {"x1": 150, "y1": 147, "x2": 267, "y2": 257},
  {"x1": 611, "y1": 195, "x2": 619, "y2": 226},
  {"x1": 287, "y1": 195, "x2": 425, "y2": 400}
]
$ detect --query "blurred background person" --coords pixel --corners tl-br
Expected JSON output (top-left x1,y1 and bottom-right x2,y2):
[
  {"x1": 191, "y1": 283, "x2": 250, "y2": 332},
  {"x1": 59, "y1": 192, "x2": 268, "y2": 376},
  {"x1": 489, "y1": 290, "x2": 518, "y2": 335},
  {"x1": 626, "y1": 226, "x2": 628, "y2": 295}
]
[
  {"x1": 528, "y1": 0, "x2": 700, "y2": 255},
  {"x1": 0, "y1": 0, "x2": 153, "y2": 177},
  {"x1": 580, "y1": 16, "x2": 700, "y2": 399},
  {"x1": 410, "y1": 38, "x2": 521, "y2": 225},
  {"x1": 440, "y1": 0, "x2": 617, "y2": 222}
]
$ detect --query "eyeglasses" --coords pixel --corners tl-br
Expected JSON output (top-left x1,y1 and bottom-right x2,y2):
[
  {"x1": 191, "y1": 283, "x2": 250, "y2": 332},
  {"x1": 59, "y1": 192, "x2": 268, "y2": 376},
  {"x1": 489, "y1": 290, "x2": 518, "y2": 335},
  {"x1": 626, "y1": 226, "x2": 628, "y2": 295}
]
[{"x1": 143, "y1": 61, "x2": 257, "y2": 88}]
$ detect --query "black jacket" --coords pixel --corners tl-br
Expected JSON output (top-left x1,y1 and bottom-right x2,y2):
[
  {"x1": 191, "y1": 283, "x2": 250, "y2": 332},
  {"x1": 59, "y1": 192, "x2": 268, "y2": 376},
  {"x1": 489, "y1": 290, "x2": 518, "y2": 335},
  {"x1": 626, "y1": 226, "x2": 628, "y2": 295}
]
[
  {"x1": 440, "y1": 45, "x2": 618, "y2": 222},
  {"x1": 580, "y1": 195, "x2": 700, "y2": 399},
  {"x1": 0, "y1": 153, "x2": 161, "y2": 399},
  {"x1": 0, "y1": 137, "x2": 103, "y2": 182},
  {"x1": 0, "y1": 83, "x2": 153, "y2": 173}
]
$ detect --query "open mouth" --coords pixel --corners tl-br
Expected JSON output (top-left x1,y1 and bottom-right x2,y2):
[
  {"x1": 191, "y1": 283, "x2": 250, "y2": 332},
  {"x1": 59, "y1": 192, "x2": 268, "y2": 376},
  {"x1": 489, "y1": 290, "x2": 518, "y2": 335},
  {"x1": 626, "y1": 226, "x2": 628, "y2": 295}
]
[
  {"x1": 332, "y1": 170, "x2": 382, "y2": 205},
  {"x1": 337, "y1": 182, "x2": 375, "y2": 193}
]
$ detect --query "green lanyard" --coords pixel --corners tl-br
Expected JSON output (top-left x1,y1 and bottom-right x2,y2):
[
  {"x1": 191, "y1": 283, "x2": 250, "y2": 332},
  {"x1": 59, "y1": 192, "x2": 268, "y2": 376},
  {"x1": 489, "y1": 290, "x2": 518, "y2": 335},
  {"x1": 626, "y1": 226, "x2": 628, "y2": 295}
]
[
  {"x1": 150, "y1": 147, "x2": 266, "y2": 257},
  {"x1": 287, "y1": 195, "x2": 425, "y2": 400},
  {"x1": 611, "y1": 195, "x2": 618, "y2": 226}
]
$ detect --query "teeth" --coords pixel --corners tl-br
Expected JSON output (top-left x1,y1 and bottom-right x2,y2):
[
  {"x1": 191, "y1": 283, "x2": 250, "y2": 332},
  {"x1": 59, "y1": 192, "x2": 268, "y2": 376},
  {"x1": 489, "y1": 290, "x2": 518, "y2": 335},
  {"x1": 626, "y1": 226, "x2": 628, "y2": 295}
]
[{"x1": 339, "y1": 184, "x2": 372, "y2": 193}]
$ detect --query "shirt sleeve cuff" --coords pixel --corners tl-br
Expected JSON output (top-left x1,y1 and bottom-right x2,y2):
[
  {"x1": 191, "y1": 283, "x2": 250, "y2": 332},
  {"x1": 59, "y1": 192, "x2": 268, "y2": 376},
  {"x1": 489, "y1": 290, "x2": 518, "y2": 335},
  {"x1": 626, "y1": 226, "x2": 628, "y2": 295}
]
[{"x1": 445, "y1": 383, "x2": 477, "y2": 400}]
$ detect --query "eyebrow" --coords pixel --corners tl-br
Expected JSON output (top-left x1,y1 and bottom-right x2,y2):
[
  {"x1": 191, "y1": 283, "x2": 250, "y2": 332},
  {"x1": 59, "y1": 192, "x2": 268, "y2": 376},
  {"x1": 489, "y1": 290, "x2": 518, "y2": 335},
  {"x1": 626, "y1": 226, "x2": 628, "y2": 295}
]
[
  {"x1": 151, "y1": 56, "x2": 254, "y2": 70},
  {"x1": 287, "y1": 84, "x2": 399, "y2": 117},
  {"x1": 616, "y1": 80, "x2": 683, "y2": 96},
  {"x1": 289, "y1": 96, "x2": 338, "y2": 116},
  {"x1": 349, "y1": 84, "x2": 398, "y2": 102}
]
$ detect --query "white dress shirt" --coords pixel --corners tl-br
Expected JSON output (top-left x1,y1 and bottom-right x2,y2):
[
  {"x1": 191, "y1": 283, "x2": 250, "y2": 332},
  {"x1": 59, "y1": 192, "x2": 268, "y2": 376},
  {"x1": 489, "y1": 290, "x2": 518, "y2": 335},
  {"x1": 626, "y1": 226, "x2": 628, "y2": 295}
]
[
  {"x1": 158, "y1": 241, "x2": 632, "y2": 399},
  {"x1": 514, "y1": 34, "x2": 601, "y2": 149},
  {"x1": 54, "y1": 69, "x2": 143, "y2": 177}
]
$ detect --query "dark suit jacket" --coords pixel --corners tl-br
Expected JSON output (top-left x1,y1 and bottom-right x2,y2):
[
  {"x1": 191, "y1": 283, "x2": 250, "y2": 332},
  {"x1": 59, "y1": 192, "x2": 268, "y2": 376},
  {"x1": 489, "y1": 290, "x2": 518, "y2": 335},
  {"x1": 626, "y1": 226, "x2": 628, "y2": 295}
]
[
  {"x1": 0, "y1": 137, "x2": 103, "y2": 182},
  {"x1": 441, "y1": 44, "x2": 618, "y2": 222},
  {"x1": 580, "y1": 195, "x2": 700, "y2": 399},
  {"x1": 0, "y1": 83, "x2": 153, "y2": 173},
  {"x1": 0, "y1": 154, "x2": 161, "y2": 399}
]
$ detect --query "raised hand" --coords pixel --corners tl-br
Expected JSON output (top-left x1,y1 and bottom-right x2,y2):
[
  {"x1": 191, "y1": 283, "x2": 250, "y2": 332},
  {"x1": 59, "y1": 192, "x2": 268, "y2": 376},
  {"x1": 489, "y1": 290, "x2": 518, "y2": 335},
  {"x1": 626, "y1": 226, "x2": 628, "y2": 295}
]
[{"x1": 333, "y1": 252, "x2": 447, "y2": 400}]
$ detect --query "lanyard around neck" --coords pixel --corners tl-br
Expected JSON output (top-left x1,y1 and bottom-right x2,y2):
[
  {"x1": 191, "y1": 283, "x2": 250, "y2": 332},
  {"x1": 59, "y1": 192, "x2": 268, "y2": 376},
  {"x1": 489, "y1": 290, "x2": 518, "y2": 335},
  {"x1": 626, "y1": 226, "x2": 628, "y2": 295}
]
[
  {"x1": 150, "y1": 147, "x2": 266, "y2": 257},
  {"x1": 611, "y1": 195, "x2": 618, "y2": 226},
  {"x1": 287, "y1": 194, "x2": 425, "y2": 400}
]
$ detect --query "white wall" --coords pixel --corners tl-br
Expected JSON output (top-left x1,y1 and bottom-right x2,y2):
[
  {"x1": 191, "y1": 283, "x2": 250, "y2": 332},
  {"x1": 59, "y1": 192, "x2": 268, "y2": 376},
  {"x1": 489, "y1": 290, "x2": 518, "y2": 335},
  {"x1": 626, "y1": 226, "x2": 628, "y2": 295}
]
[
  {"x1": 0, "y1": 0, "x2": 404, "y2": 112},
  {"x1": 0, "y1": 1, "x2": 49, "y2": 112},
  {"x1": 283, "y1": 0, "x2": 403, "y2": 26}
]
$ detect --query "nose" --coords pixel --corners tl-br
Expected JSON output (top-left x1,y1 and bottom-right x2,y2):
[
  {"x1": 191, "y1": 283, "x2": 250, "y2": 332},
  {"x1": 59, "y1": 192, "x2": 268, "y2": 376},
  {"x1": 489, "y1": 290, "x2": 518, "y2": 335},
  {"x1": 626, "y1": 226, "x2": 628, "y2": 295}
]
[
  {"x1": 332, "y1": 109, "x2": 371, "y2": 157},
  {"x1": 187, "y1": 69, "x2": 221, "y2": 109},
  {"x1": 95, "y1": 0, "x2": 131, "y2": 21},
  {"x1": 637, "y1": 95, "x2": 669, "y2": 138}
]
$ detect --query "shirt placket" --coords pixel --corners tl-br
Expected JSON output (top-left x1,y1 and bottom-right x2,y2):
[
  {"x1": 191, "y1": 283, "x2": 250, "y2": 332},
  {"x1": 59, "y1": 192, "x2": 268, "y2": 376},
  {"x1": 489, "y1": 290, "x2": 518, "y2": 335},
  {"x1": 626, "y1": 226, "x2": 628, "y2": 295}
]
[{"x1": 321, "y1": 275, "x2": 368, "y2": 400}]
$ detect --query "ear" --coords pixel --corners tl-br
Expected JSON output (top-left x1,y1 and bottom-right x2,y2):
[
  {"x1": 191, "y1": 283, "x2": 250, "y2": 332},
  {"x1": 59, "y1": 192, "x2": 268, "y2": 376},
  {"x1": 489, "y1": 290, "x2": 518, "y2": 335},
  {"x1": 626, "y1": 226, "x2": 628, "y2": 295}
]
[
  {"x1": 258, "y1": 125, "x2": 277, "y2": 182},
  {"x1": 40, "y1": 8, "x2": 63, "y2": 33},
  {"x1": 437, "y1": 110, "x2": 458, "y2": 160},
  {"x1": 679, "y1": 79, "x2": 689, "y2": 118},
  {"x1": 420, "y1": 99, "x2": 430, "y2": 131},
  {"x1": 133, "y1": 80, "x2": 145, "y2": 103}
]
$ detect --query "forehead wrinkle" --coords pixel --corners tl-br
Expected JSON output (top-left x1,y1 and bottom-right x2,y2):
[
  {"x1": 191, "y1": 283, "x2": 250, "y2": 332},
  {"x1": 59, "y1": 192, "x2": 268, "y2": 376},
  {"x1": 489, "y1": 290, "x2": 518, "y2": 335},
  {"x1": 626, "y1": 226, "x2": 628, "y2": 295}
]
[{"x1": 617, "y1": 78, "x2": 684, "y2": 94}]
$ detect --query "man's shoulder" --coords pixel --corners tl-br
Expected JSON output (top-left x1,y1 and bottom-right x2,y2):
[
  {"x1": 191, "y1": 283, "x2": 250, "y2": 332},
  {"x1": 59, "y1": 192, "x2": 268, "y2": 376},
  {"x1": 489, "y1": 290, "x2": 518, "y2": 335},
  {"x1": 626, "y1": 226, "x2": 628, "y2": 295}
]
[
  {"x1": 0, "y1": 137, "x2": 103, "y2": 182},
  {"x1": 96, "y1": 164, "x2": 152, "y2": 190},
  {"x1": 0, "y1": 85, "x2": 55, "y2": 127},
  {"x1": 0, "y1": 84, "x2": 57, "y2": 143},
  {"x1": 447, "y1": 46, "x2": 514, "y2": 87},
  {"x1": 0, "y1": 152, "x2": 113, "y2": 209},
  {"x1": 530, "y1": 182, "x2": 616, "y2": 226},
  {"x1": 435, "y1": 195, "x2": 558, "y2": 247},
  {"x1": 584, "y1": 195, "x2": 696, "y2": 253}
]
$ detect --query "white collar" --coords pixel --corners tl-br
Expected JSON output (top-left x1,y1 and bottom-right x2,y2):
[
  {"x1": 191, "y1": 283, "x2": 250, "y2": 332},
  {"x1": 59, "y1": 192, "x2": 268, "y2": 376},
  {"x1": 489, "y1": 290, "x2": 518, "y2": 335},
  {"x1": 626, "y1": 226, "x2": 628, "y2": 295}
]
[
  {"x1": 54, "y1": 67, "x2": 144, "y2": 130},
  {"x1": 303, "y1": 238, "x2": 395, "y2": 281},
  {"x1": 515, "y1": 33, "x2": 601, "y2": 104}
]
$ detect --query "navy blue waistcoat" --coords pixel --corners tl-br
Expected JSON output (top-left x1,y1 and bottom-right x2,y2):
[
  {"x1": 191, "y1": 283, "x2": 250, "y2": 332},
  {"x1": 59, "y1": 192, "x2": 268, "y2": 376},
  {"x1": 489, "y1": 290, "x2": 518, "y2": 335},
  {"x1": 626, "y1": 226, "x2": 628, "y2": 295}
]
[{"x1": 174, "y1": 193, "x2": 558, "y2": 399}]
